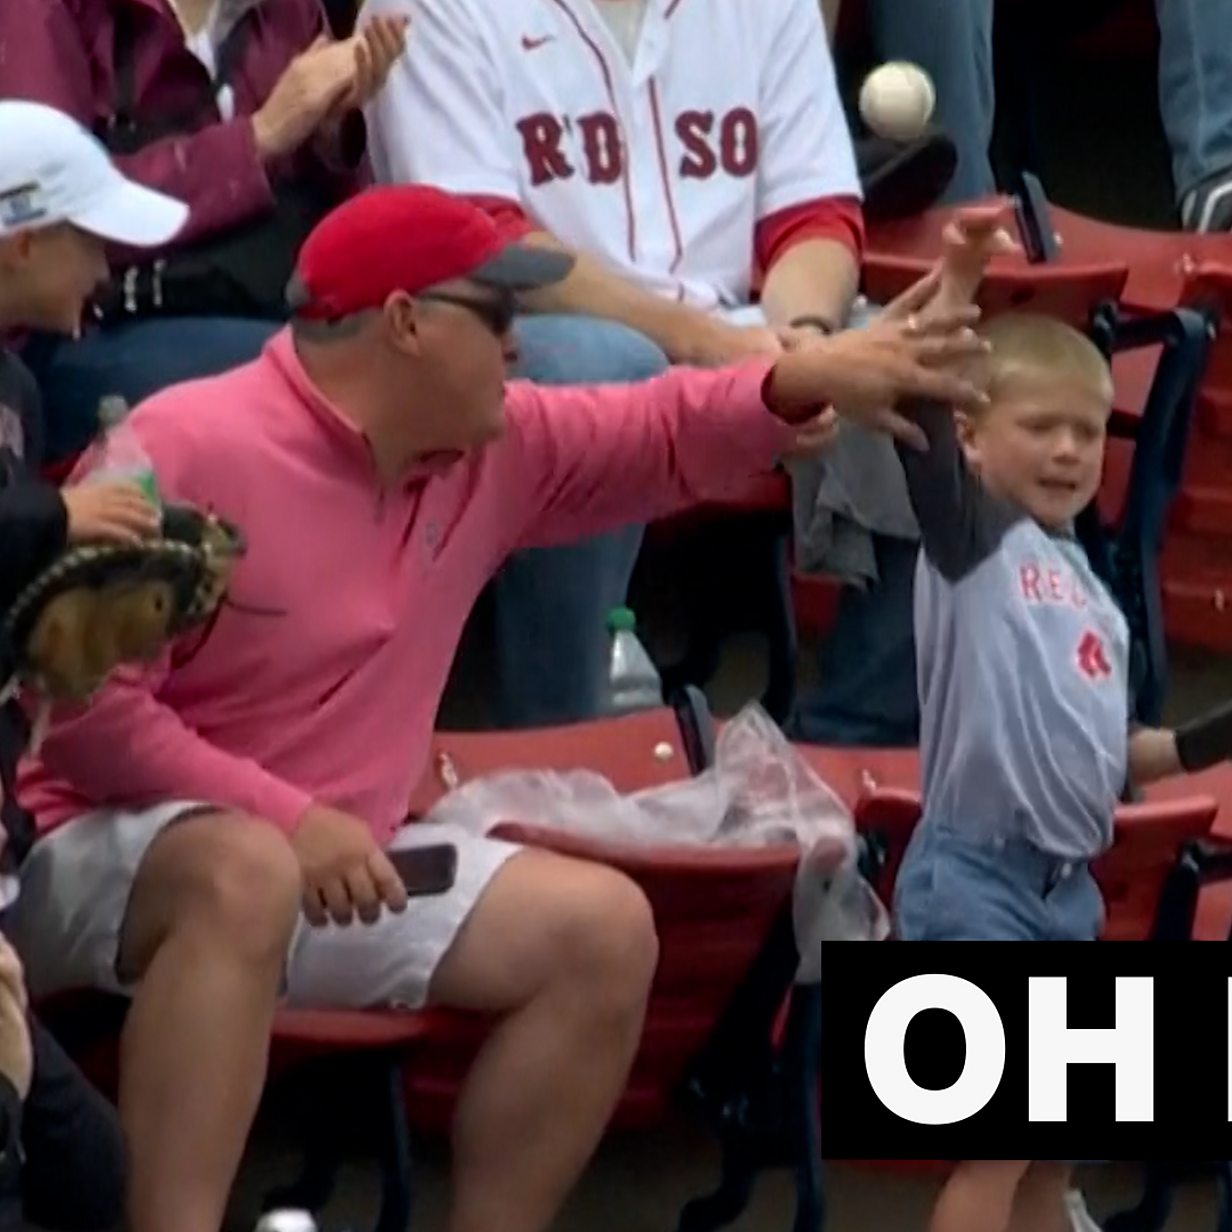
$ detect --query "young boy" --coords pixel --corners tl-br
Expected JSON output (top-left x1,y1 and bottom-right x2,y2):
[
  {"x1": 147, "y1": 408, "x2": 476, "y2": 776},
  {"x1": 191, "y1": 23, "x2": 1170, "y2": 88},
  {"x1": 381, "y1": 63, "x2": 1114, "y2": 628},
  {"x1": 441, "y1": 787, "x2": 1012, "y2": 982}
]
[
  {"x1": 0, "y1": 98, "x2": 186, "y2": 1230},
  {"x1": 893, "y1": 206, "x2": 1232, "y2": 1232}
]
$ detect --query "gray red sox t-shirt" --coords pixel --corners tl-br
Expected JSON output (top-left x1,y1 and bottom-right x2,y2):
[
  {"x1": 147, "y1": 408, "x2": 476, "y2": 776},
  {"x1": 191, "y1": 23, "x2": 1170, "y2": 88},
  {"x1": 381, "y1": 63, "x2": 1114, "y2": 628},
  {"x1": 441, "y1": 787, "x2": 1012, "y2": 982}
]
[{"x1": 897, "y1": 404, "x2": 1130, "y2": 861}]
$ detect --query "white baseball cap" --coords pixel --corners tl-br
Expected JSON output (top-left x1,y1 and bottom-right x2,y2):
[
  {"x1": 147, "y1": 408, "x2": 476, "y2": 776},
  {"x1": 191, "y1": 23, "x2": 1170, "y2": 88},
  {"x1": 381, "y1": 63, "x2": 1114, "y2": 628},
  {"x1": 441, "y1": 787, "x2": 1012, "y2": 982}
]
[{"x1": 0, "y1": 100, "x2": 188, "y2": 247}]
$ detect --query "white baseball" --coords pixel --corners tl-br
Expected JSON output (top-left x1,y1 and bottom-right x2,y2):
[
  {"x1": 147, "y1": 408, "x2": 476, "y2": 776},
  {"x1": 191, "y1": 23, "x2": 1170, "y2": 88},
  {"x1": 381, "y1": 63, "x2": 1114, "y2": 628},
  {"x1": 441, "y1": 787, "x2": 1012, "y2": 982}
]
[{"x1": 858, "y1": 62, "x2": 936, "y2": 142}]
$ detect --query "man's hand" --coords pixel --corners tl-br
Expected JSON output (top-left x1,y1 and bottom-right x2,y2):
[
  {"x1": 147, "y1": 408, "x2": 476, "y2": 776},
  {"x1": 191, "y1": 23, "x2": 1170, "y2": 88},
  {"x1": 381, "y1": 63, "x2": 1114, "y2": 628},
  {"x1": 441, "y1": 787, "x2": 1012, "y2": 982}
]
[
  {"x1": 252, "y1": 37, "x2": 357, "y2": 162},
  {"x1": 62, "y1": 481, "x2": 160, "y2": 544},
  {"x1": 765, "y1": 285, "x2": 990, "y2": 450},
  {"x1": 0, "y1": 940, "x2": 32, "y2": 1101},
  {"x1": 290, "y1": 805, "x2": 409, "y2": 927}
]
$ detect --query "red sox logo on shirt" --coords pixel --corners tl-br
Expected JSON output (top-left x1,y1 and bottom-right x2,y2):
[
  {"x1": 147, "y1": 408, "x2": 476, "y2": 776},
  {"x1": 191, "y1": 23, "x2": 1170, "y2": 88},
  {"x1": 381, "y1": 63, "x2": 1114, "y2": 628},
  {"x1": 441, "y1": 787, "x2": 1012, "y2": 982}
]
[
  {"x1": 516, "y1": 107, "x2": 759, "y2": 187},
  {"x1": 1076, "y1": 629, "x2": 1113, "y2": 681}
]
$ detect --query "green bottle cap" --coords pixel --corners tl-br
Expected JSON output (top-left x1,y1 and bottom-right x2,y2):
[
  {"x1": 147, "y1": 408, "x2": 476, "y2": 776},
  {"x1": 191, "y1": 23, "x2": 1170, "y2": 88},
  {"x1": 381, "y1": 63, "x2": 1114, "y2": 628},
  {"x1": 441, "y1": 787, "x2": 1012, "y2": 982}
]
[{"x1": 606, "y1": 606, "x2": 637, "y2": 633}]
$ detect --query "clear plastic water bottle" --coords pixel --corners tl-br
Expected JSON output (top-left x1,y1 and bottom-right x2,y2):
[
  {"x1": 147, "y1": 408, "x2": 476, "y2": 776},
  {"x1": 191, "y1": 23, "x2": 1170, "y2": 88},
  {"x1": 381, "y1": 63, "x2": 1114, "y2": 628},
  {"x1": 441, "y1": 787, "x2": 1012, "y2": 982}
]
[
  {"x1": 606, "y1": 606, "x2": 662, "y2": 713},
  {"x1": 90, "y1": 395, "x2": 160, "y2": 506}
]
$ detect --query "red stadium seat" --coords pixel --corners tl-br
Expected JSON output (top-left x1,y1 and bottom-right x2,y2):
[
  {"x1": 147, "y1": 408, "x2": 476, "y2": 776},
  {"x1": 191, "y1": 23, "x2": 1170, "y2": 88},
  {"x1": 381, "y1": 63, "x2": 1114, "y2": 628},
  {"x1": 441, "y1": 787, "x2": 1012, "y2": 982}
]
[
  {"x1": 401, "y1": 704, "x2": 807, "y2": 1132},
  {"x1": 850, "y1": 786, "x2": 924, "y2": 908},
  {"x1": 1095, "y1": 793, "x2": 1220, "y2": 940},
  {"x1": 862, "y1": 250, "x2": 1130, "y2": 328},
  {"x1": 408, "y1": 704, "x2": 703, "y2": 814}
]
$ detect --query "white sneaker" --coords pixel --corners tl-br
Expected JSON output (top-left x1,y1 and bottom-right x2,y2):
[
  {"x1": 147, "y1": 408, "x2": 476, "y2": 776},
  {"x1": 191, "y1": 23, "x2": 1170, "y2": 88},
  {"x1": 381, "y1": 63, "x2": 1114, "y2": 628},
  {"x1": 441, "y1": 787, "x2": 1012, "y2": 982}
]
[{"x1": 1066, "y1": 1188, "x2": 1103, "y2": 1232}]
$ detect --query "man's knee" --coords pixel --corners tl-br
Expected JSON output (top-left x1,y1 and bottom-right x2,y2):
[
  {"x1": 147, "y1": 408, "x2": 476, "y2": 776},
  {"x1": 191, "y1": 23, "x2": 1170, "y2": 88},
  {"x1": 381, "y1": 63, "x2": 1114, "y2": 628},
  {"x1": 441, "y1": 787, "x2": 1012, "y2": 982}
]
[
  {"x1": 123, "y1": 814, "x2": 301, "y2": 977},
  {"x1": 552, "y1": 867, "x2": 659, "y2": 1009}
]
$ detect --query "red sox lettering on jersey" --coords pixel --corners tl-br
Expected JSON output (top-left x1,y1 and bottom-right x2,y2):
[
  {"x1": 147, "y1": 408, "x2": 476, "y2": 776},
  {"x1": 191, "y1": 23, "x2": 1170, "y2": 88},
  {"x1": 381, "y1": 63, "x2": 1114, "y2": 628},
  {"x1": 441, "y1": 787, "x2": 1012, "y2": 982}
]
[
  {"x1": 516, "y1": 106, "x2": 760, "y2": 187},
  {"x1": 368, "y1": 0, "x2": 859, "y2": 311}
]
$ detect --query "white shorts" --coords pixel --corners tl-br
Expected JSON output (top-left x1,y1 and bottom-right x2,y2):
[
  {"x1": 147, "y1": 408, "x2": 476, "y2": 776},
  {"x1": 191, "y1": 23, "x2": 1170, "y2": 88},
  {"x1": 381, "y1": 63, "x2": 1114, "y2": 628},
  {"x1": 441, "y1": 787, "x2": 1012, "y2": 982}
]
[{"x1": 6, "y1": 802, "x2": 522, "y2": 1010}]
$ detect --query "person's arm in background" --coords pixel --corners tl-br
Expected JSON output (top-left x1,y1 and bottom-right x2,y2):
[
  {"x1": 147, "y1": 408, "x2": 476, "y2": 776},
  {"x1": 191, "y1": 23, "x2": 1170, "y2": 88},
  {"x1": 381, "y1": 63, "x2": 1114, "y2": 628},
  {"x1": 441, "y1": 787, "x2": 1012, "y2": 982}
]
[
  {"x1": 0, "y1": 362, "x2": 157, "y2": 614},
  {"x1": 754, "y1": 0, "x2": 864, "y2": 336},
  {"x1": 0, "y1": 0, "x2": 358, "y2": 249},
  {"x1": 300, "y1": 8, "x2": 409, "y2": 200},
  {"x1": 0, "y1": 0, "x2": 273, "y2": 246},
  {"x1": 0, "y1": 486, "x2": 67, "y2": 619},
  {"x1": 365, "y1": 0, "x2": 781, "y2": 366}
]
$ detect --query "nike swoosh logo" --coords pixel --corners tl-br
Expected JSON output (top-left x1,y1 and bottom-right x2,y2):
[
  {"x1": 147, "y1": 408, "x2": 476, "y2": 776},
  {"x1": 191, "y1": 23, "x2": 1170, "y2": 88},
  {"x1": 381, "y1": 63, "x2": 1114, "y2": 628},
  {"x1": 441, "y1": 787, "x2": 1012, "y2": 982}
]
[{"x1": 521, "y1": 34, "x2": 554, "y2": 50}]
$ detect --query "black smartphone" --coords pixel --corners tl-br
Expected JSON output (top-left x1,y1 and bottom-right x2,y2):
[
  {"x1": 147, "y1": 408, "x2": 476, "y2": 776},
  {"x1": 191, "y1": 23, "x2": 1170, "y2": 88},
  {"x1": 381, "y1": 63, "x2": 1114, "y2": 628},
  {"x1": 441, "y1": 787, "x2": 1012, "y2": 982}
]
[{"x1": 388, "y1": 843, "x2": 459, "y2": 898}]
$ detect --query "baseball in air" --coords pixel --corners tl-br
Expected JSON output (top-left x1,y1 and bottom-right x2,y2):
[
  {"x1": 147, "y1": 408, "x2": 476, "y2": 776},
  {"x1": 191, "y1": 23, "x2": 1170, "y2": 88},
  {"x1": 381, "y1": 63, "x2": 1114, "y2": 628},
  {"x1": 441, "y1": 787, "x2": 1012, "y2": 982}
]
[{"x1": 858, "y1": 61, "x2": 936, "y2": 142}]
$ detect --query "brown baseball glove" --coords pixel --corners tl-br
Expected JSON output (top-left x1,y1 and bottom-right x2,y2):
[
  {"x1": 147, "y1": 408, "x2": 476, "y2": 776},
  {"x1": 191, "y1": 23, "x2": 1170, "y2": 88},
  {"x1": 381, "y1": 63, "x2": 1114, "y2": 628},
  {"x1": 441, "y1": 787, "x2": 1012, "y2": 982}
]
[{"x1": 2, "y1": 503, "x2": 245, "y2": 703}]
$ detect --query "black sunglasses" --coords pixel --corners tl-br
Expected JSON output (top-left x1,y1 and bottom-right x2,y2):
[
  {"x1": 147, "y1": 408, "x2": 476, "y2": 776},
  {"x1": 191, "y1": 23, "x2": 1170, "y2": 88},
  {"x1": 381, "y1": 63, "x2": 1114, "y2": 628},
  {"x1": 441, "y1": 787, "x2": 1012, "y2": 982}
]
[{"x1": 418, "y1": 289, "x2": 517, "y2": 336}]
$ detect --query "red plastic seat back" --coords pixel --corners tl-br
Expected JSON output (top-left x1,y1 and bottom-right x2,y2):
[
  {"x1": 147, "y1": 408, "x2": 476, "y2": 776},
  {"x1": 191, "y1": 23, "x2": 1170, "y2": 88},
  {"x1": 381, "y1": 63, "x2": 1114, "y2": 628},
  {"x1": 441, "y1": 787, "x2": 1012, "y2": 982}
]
[
  {"x1": 408, "y1": 707, "x2": 696, "y2": 816},
  {"x1": 863, "y1": 253, "x2": 1129, "y2": 329},
  {"x1": 1094, "y1": 794, "x2": 1218, "y2": 940},
  {"x1": 852, "y1": 787, "x2": 923, "y2": 908},
  {"x1": 1179, "y1": 263, "x2": 1232, "y2": 451}
]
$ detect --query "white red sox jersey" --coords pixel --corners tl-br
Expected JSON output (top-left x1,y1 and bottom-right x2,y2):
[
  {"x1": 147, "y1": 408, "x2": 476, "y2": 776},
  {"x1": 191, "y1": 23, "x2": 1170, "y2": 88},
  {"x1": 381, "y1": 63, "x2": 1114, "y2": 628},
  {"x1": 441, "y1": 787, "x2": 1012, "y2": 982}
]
[{"x1": 362, "y1": 0, "x2": 861, "y2": 310}]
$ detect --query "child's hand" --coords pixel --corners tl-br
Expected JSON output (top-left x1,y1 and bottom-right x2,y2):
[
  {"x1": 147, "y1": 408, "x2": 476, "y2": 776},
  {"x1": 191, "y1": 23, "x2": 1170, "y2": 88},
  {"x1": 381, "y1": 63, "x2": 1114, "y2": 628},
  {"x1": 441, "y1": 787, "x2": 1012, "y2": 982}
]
[
  {"x1": 936, "y1": 199, "x2": 1020, "y2": 309},
  {"x1": 63, "y1": 482, "x2": 161, "y2": 545}
]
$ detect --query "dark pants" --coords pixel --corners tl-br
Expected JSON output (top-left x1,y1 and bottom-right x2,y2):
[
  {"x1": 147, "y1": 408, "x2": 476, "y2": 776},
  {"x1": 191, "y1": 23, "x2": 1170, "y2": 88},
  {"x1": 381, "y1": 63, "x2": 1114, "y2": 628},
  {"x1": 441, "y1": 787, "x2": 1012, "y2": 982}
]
[
  {"x1": 23, "y1": 316, "x2": 279, "y2": 463},
  {"x1": 0, "y1": 1019, "x2": 126, "y2": 1231},
  {"x1": 791, "y1": 533, "x2": 921, "y2": 747}
]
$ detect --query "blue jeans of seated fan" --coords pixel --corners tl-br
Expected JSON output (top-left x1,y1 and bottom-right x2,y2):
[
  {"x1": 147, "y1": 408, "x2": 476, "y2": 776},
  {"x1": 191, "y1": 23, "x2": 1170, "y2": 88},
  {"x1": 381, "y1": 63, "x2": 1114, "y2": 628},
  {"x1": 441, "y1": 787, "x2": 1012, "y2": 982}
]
[
  {"x1": 23, "y1": 316, "x2": 279, "y2": 463},
  {"x1": 491, "y1": 315, "x2": 668, "y2": 728},
  {"x1": 867, "y1": 0, "x2": 1232, "y2": 206}
]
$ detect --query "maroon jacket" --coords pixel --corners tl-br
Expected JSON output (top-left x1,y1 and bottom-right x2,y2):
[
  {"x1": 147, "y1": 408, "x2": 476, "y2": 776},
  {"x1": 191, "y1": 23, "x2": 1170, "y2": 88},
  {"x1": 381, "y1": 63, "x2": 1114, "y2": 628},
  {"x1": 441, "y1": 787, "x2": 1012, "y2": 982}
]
[{"x1": 0, "y1": 0, "x2": 368, "y2": 256}]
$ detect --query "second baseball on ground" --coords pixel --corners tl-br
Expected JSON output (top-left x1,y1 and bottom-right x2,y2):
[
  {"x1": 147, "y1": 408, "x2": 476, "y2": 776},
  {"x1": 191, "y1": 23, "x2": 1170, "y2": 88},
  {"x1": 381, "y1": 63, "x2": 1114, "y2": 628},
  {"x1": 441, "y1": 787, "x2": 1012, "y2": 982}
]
[{"x1": 858, "y1": 61, "x2": 936, "y2": 142}]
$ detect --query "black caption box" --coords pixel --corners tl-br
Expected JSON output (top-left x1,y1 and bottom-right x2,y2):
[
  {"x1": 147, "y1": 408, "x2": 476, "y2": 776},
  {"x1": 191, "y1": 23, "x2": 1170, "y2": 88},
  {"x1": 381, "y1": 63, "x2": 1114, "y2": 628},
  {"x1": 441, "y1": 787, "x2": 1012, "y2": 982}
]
[{"x1": 819, "y1": 942, "x2": 1232, "y2": 1160}]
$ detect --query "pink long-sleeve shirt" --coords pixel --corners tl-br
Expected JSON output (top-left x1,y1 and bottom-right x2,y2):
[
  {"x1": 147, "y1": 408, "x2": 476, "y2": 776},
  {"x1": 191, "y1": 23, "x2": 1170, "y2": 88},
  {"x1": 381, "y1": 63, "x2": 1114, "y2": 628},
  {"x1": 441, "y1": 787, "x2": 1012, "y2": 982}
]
[{"x1": 19, "y1": 332, "x2": 794, "y2": 845}]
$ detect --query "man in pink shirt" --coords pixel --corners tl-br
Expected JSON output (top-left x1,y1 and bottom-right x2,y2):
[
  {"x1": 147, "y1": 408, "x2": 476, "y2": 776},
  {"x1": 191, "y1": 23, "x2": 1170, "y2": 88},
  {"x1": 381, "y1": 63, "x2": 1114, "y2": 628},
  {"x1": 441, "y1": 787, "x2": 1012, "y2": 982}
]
[{"x1": 9, "y1": 185, "x2": 986, "y2": 1232}]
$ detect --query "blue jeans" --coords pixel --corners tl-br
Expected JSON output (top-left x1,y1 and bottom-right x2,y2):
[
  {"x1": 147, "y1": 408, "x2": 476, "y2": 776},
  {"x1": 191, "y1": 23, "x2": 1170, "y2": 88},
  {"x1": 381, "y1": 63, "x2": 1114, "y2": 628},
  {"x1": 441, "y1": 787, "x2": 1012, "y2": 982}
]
[
  {"x1": 894, "y1": 822, "x2": 1104, "y2": 942},
  {"x1": 1156, "y1": 0, "x2": 1232, "y2": 200},
  {"x1": 490, "y1": 315, "x2": 668, "y2": 728},
  {"x1": 866, "y1": 0, "x2": 996, "y2": 203},
  {"x1": 23, "y1": 316, "x2": 278, "y2": 462},
  {"x1": 868, "y1": 0, "x2": 1232, "y2": 208}
]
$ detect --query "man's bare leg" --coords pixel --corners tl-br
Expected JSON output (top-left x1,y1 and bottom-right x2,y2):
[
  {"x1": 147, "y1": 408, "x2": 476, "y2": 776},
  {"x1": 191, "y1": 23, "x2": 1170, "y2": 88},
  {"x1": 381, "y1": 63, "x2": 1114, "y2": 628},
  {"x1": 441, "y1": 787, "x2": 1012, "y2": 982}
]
[
  {"x1": 930, "y1": 1160, "x2": 1030, "y2": 1232},
  {"x1": 117, "y1": 814, "x2": 302, "y2": 1232},
  {"x1": 1008, "y1": 1163, "x2": 1072, "y2": 1232},
  {"x1": 429, "y1": 849, "x2": 659, "y2": 1232}
]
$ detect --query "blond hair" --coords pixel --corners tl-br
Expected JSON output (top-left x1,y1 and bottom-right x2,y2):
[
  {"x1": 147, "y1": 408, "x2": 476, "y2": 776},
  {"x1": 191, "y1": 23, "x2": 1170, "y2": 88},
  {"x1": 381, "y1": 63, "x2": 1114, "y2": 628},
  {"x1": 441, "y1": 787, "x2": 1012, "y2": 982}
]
[{"x1": 970, "y1": 312, "x2": 1114, "y2": 409}]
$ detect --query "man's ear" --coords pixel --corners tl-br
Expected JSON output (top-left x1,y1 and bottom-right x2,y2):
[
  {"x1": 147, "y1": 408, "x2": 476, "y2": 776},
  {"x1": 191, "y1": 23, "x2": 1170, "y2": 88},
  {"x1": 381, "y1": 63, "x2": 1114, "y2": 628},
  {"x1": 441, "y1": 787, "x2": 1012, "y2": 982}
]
[{"x1": 383, "y1": 291, "x2": 421, "y2": 355}]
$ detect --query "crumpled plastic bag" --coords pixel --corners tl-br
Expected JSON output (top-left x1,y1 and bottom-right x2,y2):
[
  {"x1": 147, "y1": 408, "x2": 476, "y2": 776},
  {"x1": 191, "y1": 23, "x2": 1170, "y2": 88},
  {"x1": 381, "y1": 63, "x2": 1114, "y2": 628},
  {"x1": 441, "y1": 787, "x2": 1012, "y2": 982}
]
[{"x1": 422, "y1": 703, "x2": 889, "y2": 979}]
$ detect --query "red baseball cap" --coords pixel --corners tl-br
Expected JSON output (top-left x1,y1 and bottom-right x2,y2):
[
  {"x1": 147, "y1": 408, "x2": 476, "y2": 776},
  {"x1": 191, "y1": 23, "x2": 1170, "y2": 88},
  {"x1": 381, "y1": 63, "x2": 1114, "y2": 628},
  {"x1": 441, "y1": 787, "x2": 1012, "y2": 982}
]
[{"x1": 287, "y1": 185, "x2": 573, "y2": 321}]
